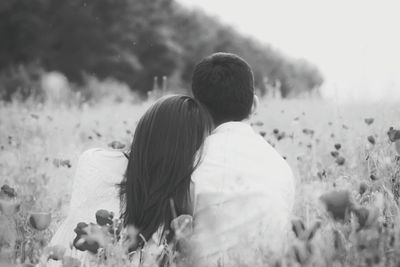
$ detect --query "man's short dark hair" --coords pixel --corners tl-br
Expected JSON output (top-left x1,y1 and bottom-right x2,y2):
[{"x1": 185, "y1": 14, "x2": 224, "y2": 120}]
[{"x1": 191, "y1": 52, "x2": 255, "y2": 125}]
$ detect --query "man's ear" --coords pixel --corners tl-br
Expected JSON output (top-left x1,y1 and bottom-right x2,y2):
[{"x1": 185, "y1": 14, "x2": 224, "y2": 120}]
[{"x1": 250, "y1": 94, "x2": 259, "y2": 115}]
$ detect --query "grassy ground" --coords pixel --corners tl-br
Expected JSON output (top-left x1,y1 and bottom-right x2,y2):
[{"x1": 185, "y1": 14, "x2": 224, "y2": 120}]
[{"x1": 1, "y1": 98, "x2": 400, "y2": 266}]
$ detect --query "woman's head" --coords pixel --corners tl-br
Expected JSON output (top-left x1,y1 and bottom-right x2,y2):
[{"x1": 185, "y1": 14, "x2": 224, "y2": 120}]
[{"x1": 119, "y1": 95, "x2": 213, "y2": 243}]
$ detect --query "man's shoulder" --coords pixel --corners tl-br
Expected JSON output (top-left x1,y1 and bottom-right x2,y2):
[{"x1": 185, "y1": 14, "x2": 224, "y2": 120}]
[{"x1": 205, "y1": 124, "x2": 277, "y2": 155}]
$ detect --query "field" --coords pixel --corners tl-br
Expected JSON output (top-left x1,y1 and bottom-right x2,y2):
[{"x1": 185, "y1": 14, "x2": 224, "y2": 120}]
[{"x1": 1, "y1": 97, "x2": 400, "y2": 266}]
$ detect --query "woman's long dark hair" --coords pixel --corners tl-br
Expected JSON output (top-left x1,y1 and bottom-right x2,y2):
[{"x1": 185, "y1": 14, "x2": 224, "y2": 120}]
[{"x1": 118, "y1": 95, "x2": 213, "y2": 243}]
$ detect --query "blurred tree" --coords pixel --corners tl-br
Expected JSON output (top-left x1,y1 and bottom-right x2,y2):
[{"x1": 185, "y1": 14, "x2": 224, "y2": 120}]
[{"x1": 0, "y1": 0, "x2": 323, "y2": 99}]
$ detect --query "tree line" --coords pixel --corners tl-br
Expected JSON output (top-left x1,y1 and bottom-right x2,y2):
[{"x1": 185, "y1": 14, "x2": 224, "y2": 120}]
[{"x1": 0, "y1": 0, "x2": 324, "y2": 100}]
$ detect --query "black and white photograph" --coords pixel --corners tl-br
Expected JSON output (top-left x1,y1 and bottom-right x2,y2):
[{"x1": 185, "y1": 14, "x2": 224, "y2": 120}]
[{"x1": 0, "y1": 0, "x2": 400, "y2": 266}]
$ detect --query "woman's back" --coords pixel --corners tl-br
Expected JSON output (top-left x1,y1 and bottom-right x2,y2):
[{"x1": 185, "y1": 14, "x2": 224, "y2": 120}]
[{"x1": 48, "y1": 148, "x2": 127, "y2": 264}]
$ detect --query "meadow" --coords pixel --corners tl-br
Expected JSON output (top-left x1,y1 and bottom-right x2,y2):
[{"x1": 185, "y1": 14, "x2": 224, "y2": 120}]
[{"x1": 1, "y1": 97, "x2": 400, "y2": 266}]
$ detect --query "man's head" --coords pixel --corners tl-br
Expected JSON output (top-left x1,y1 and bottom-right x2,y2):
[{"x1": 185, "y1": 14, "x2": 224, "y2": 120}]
[{"x1": 191, "y1": 52, "x2": 256, "y2": 125}]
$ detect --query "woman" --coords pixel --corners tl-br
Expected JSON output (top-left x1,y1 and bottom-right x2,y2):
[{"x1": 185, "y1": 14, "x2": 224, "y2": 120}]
[{"x1": 47, "y1": 95, "x2": 213, "y2": 265}]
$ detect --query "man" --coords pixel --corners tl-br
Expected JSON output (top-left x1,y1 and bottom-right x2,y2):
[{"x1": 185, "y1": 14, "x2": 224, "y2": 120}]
[{"x1": 190, "y1": 52, "x2": 295, "y2": 265}]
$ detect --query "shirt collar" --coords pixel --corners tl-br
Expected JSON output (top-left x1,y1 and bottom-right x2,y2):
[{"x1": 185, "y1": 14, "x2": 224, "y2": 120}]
[{"x1": 213, "y1": 121, "x2": 254, "y2": 135}]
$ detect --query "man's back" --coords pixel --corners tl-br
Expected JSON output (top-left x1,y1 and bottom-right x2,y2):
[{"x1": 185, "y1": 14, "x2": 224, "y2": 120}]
[{"x1": 191, "y1": 122, "x2": 295, "y2": 264}]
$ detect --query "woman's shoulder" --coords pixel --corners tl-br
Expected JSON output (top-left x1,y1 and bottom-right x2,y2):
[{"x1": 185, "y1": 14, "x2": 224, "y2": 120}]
[{"x1": 78, "y1": 148, "x2": 128, "y2": 176}]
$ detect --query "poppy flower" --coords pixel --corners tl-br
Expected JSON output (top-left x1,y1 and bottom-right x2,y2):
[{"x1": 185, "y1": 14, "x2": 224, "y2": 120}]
[
  {"x1": 0, "y1": 184, "x2": 16, "y2": 198},
  {"x1": 320, "y1": 190, "x2": 353, "y2": 221},
  {"x1": 171, "y1": 214, "x2": 193, "y2": 240},
  {"x1": 95, "y1": 209, "x2": 114, "y2": 226},
  {"x1": 60, "y1": 160, "x2": 71, "y2": 168},
  {"x1": 73, "y1": 222, "x2": 110, "y2": 254},
  {"x1": 302, "y1": 128, "x2": 315, "y2": 136},
  {"x1": 30, "y1": 114, "x2": 39, "y2": 119},
  {"x1": 364, "y1": 118, "x2": 374, "y2": 125},
  {"x1": 334, "y1": 143, "x2": 341, "y2": 150},
  {"x1": 387, "y1": 127, "x2": 400, "y2": 142},
  {"x1": 359, "y1": 182, "x2": 368, "y2": 195},
  {"x1": 29, "y1": 212, "x2": 51, "y2": 230},
  {"x1": 275, "y1": 132, "x2": 286, "y2": 141},
  {"x1": 108, "y1": 141, "x2": 126, "y2": 149},
  {"x1": 253, "y1": 121, "x2": 264, "y2": 127},
  {"x1": 352, "y1": 207, "x2": 379, "y2": 230},
  {"x1": 335, "y1": 156, "x2": 346, "y2": 166},
  {"x1": 259, "y1": 131, "x2": 266, "y2": 137},
  {"x1": 367, "y1": 136, "x2": 376, "y2": 145},
  {"x1": 330, "y1": 151, "x2": 339, "y2": 158},
  {"x1": 370, "y1": 174, "x2": 378, "y2": 181}
]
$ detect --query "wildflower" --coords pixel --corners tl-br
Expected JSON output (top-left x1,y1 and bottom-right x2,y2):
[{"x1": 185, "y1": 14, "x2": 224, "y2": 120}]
[
  {"x1": 334, "y1": 143, "x2": 341, "y2": 150},
  {"x1": 359, "y1": 182, "x2": 368, "y2": 195},
  {"x1": 259, "y1": 131, "x2": 266, "y2": 137},
  {"x1": 387, "y1": 127, "x2": 400, "y2": 142},
  {"x1": 108, "y1": 140, "x2": 126, "y2": 149},
  {"x1": 330, "y1": 151, "x2": 339, "y2": 158},
  {"x1": 171, "y1": 214, "x2": 193, "y2": 240},
  {"x1": 364, "y1": 118, "x2": 374, "y2": 125},
  {"x1": 29, "y1": 212, "x2": 51, "y2": 230},
  {"x1": 367, "y1": 135, "x2": 376, "y2": 145},
  {"x1": 302, "y1": 128, "x2": 314, "y2": 136},
  {"x1": 273, "y1": 128, "x2": 279, "y2": 134},
  {"x1": 125, "y1": 224, "x2": 140, "y2": 252},
  {"x1": 370, "y1": 174, "x2": 378, "y2": 181},
  {"x1": 275, "y1": 132, "x2": 286, "y2": 141},
  {"x1": 73, "y1": 223, "x2": 108, "y2": 254},
  {"x1": 320, "y1": 190, "x2": 353, "y2": 221},
  {"x1": 30, "y1": 114, "x2": 39, "y2": 119},
  {"x1": 93, "y1": 130, "x2": 102, "y2": 138},
  {"x1": 60, "y1": 159, "x2": 71, "y2": 168},
  {"x1": 352, "y1": 207, "x2": 369, "y2": 230},
  {"x1": 0, "y1": 184, "x2": 16, "y2": 198},
  {"x1": 335, "y1": 156, "x2": 346, "y2": 166},
  {"x1": 95, "y1": 209, "x2": 114, "y2": 226},
  {"x1": 252, "y1": 120, "x2": 264, "y2": 127},
  {"x1": 352, "y1": 207, "x2": 379, "y2": 230}
]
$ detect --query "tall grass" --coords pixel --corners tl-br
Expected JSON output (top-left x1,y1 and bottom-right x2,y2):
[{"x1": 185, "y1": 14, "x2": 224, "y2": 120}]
[{"x1": 1, "y1": 98, "x2": 400, "y2": 266}]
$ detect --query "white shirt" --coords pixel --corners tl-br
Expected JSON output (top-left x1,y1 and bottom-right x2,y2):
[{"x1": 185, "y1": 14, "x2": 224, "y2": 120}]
[{"x1": 190, "y1": 121, "x2": 295, "y2": 264}]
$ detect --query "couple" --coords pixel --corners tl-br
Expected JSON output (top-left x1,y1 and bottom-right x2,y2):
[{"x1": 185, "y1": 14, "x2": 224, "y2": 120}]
[{"x1": 49, "y1": 53, "x2": 295, "y2": 266}]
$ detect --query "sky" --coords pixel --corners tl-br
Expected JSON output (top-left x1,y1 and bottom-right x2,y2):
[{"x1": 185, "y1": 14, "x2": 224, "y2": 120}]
[{"x1": 178, "y1": 0, "x2": 400, "y2": 102}]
